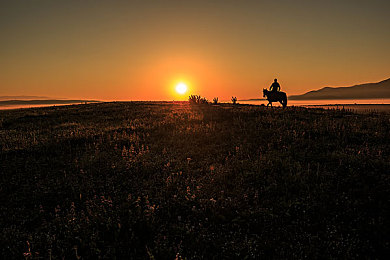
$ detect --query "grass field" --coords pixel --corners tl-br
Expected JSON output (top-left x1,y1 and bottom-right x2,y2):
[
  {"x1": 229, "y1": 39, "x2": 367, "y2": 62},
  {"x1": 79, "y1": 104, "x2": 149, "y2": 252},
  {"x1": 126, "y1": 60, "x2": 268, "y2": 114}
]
[{"x1": 0, "y1": 102, "x2": 389, "y2": 259}]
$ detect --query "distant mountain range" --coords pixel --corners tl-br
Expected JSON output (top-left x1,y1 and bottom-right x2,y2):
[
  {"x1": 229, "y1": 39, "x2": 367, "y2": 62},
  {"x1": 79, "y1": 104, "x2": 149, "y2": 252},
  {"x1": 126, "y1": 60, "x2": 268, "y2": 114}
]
[{"x1": 289, "y1": 78, "x2": 390, "y2": 100}]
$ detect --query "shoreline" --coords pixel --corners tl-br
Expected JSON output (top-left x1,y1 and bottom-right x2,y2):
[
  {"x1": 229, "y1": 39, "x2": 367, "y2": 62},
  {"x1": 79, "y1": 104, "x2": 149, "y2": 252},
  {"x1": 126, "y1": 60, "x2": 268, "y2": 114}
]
[{"x1": 1, "y1": 101, "x2": 390, "y2": 113}]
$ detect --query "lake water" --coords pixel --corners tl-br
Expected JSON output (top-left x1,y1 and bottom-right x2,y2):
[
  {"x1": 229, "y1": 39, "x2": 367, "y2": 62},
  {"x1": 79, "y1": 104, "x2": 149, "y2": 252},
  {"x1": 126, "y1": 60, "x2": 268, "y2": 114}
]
[
  {"x1": 0, "y1": 103, "x2": 89, "y2": 111},
  {"x1": 240, "y1": 99, "x2": 390, "y2": 113},
  {"x1": 0, "y1": 102, "x2": 95, "y2": 111},
  {"x1": 240, "y1": 98, "x2": 390, "y2": 106}
]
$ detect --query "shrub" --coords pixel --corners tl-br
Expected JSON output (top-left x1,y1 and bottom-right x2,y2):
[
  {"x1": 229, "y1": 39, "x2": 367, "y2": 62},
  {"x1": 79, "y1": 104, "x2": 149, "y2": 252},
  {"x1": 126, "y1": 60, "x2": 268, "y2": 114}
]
[
  {"x1": 213, "y1": 97, "x2": 218, "y2": 104},
  {"x1": 189, "y1": 95, "x2": 208, "y2": 104},
  {"x1": 231, "y1": 96, "x2": 237, "y2": 105}
]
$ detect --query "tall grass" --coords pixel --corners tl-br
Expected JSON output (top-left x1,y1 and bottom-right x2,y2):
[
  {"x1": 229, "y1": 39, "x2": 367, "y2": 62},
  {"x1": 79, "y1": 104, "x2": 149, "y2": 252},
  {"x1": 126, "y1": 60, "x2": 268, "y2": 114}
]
[{"x1": 0, "y1": 102, "x2": 388, "y2": 259}]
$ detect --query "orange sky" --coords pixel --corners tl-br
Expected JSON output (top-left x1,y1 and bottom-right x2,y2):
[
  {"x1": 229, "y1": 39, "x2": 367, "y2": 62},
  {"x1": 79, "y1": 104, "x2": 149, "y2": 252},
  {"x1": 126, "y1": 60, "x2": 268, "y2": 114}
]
[{"x1": 1, "y1": 0, "x2": 389, "y2": 101}]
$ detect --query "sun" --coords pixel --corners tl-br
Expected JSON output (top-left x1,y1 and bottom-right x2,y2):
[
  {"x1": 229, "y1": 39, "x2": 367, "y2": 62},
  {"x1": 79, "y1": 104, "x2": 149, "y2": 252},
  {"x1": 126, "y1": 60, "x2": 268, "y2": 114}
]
[{"x1": 175, "y1": 82, "x2": 188, "y2": 95}]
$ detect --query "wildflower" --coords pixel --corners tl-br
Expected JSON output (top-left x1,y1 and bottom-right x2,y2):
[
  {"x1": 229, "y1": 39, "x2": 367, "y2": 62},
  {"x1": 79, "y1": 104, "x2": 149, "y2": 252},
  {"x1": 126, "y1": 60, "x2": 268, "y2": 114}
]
[{"x1": 55, "y1": 205, "x2": 61, "y2": 217}]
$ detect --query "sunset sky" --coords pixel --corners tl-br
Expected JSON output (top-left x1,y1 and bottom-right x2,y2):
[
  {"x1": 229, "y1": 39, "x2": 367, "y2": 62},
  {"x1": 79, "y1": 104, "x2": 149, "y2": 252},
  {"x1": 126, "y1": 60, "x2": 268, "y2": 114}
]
[{"x1": 1, "y1": 0, "x2": 389, "y2": 101}]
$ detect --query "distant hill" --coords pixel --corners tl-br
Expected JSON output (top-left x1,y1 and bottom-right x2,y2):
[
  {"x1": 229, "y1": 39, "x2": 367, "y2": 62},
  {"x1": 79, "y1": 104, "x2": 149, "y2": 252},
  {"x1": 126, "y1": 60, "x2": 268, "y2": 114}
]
[{"x1": 289, "y1": 78, "x2": 390, "y2": 100}]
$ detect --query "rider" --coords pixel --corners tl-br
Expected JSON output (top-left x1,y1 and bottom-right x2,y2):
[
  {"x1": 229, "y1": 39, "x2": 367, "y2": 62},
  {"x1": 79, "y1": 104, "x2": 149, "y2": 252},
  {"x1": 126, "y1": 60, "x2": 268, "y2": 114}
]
[{"x1": 270, "y1": 78, "x2": 281, "y2": 93}]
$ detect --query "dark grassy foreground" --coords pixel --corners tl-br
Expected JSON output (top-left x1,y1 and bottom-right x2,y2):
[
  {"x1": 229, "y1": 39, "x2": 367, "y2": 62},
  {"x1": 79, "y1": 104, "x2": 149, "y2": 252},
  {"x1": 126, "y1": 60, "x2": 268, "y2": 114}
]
[{"x1": 0, "y1": 102, "x2": 389, "y2": 259}]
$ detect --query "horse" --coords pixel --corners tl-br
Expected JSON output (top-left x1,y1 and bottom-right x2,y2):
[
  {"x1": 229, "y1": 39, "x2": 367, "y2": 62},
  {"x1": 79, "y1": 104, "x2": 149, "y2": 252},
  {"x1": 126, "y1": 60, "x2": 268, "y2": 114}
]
[{"x1": 263, "y1": 89, "x2": 288, "y2": 108}]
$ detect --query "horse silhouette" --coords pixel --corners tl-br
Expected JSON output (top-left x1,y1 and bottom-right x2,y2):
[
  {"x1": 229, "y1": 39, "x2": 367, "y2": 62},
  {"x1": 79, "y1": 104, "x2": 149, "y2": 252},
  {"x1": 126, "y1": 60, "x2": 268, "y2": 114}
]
[{"x1": 263, "y1": 89, "x2": 288, "y2": 108}]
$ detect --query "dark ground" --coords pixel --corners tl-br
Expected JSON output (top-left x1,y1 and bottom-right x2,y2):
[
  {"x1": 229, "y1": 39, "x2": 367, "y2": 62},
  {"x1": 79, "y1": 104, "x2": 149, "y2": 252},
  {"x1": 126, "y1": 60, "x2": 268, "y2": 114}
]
[{"x1": 0, "y1": 102, "x2": 389, "y2": 259}]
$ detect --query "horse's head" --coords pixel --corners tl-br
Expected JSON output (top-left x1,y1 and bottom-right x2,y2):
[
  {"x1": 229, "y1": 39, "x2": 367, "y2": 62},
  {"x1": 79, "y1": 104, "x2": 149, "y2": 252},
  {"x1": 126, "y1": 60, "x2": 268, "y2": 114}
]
[{"x1": 263, "y1": 88, "x2": 267, "y2": 97}]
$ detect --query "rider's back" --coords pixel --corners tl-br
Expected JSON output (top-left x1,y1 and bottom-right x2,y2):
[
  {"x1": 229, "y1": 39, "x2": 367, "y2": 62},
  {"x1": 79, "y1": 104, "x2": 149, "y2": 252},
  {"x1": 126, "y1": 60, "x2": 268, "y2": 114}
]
[{"x1": 270, "y1": 82, "x2": 280, "y2": 92}]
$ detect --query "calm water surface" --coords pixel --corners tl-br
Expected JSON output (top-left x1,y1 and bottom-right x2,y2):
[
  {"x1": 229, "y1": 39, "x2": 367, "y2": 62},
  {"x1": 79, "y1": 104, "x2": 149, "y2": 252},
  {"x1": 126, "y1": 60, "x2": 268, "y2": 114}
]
[
  {"x1": 0, "y1": 103, "x2": 81, "y2": 111},
  {"x1": 240, "y1": 99, "x2": 390, "y2": 113}
]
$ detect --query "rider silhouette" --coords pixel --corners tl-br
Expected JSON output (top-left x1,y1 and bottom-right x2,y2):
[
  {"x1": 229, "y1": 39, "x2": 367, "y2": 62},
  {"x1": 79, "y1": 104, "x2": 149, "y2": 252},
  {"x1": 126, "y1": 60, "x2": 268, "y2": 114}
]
[{"x1": 270, "y1": 78, "x2": 281, "y2": 93}]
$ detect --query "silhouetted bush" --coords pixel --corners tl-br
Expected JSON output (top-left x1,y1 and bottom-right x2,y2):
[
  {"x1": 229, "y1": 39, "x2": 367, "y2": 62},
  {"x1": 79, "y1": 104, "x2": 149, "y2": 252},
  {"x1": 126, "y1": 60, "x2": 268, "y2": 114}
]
[
  {"x1": 189, "y1": 95, "x2": 208, "y2": 104},
  {"x1": 213, "y1": 97, "x2": 218, "y2": 104},
  {"x1": 231, "y1": 96, "x2": 237, "y2": 104}
]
